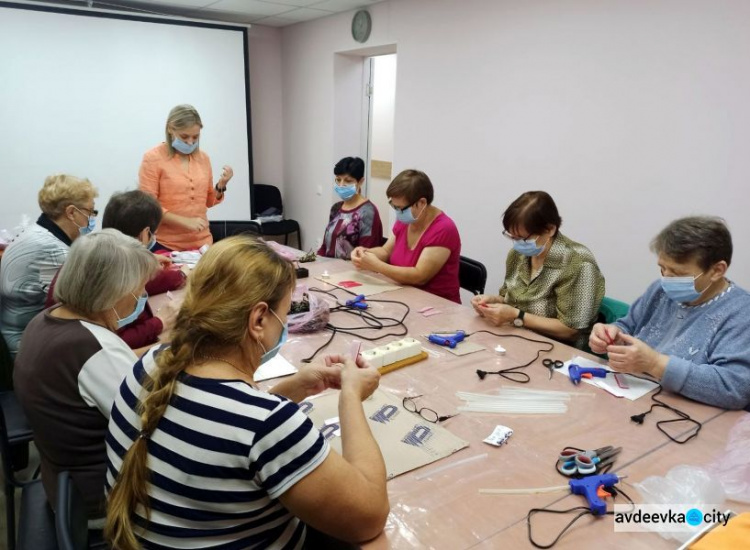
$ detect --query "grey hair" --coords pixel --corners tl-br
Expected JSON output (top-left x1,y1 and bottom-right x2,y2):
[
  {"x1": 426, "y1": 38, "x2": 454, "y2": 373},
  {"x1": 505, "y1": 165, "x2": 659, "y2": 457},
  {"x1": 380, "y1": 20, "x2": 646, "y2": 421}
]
[
  {"x1": 650, "y1": 216, "x2": 733, "y2": 269},
  {"x1": 54, "y1": 228, "x2": 159, "y2": 315}
]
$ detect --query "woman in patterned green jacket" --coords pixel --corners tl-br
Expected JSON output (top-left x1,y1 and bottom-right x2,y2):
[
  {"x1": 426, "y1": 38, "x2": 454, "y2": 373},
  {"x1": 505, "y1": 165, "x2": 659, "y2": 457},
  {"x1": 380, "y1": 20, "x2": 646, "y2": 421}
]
[{"x1": 471, "y1": 191, "x2": 605, "y2": 349}]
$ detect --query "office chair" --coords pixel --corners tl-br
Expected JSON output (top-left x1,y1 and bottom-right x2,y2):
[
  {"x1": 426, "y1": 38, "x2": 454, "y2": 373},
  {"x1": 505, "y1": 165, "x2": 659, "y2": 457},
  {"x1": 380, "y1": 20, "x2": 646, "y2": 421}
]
[
  {"x1": 16, "y1": 479, "x2": 57, "y2": 550},
  {"x1": 249, "y1": 184, "x2": 302, "y2": 248},
  {"x1": 458, "y1": 255, "x2": 488, "y2": 296},
  {"x1": 0, "y1": 391, "x2": 36, "y2": 550}
]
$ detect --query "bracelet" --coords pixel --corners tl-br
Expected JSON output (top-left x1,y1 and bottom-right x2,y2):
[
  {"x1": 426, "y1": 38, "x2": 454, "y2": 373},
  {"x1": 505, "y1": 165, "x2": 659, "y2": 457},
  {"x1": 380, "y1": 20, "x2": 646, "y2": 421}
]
[{"x1": 215, "y1": 184, "x2": 227, "y2": 193}]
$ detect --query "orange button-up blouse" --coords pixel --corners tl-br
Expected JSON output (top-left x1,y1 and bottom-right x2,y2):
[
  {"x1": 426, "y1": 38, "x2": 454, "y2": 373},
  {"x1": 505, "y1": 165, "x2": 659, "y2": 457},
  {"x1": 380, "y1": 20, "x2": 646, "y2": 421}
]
[{"x1": 138, "y1": 143, "x2": 223, "y2": 251}]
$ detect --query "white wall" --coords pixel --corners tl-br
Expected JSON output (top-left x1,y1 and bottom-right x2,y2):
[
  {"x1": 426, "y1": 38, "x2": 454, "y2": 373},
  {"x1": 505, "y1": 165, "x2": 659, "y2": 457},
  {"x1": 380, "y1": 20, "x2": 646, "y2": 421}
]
[
  {"x1": 248, "y1": 24, "x2": 285, "y2": 197},
  {"x1": 279, "y1": 0, "x2": 750, "y2": 303}
]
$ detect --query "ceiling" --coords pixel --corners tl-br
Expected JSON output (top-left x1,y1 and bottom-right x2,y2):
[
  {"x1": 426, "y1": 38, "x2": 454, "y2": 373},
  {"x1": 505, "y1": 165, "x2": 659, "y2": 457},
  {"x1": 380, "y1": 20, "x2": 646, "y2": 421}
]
[{"x1": 27, "y1": 0, "x2": 385, "y2": 27}]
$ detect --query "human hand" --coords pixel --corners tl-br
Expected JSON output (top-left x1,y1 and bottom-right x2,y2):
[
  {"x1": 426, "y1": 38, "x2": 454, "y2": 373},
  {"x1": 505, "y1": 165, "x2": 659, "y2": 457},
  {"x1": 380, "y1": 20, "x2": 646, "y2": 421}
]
[
  {"x1": 478, "y1": 303, "x2": 518, "y2": 326},
  {"x1": 606, "y1": 334, "x2": 667, "y2": 377},
  {"x1": 589, "y1": 323, "x2": 622, "y2": 354},
  {"x1": 471, "y1": 294, "x2": 502, "y2": 316},
  {"x1": 218, "y1": 165, "x2": 233, "y2": 186},
  {"x1": 294, "y1": 362, "x2": 343, "y2": 398},
  {"x1": 155, "y1": 254, "x2": 173, "y2": 267},
  {"x1": 356, "y1": 250, "x2": 381, "y2": 272},
  {"x1": 187, "y1": 217, "x2": 208, "y2": 232},
  {"x1": 327, "y1": 353, "x2": 380, "y2": 401},
  {"x1": 350, "y1": 247, "x2": 367, "y2": 268},
  {"x1": 155, "y1": 301, "x2": 179, "y2": 332}
]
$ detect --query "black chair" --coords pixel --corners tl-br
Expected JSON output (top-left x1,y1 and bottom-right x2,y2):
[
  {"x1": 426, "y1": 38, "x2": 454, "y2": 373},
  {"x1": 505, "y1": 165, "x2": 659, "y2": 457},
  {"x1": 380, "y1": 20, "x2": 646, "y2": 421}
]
[
  {"x1": 17, "y1": 479, "x2": 57, "y2": 550},
  {"x1": 249, "y1": 184, "x2": 302, "y2": 248},
  {"x1": 209, "y1": 220, "x2": 260, "y2": 243},
  {"x1": 0, "y1": 391, "x2": 36, "y2": 550},
  {"x1": 55, "y1": 472, "x2": 89, "y2": 550},
  {"x1": 458, "y1": 255, "x2": 488, "y2": 296},
  {"x1": 0, "y1": 331, "x2": 13, "y2": 391}
]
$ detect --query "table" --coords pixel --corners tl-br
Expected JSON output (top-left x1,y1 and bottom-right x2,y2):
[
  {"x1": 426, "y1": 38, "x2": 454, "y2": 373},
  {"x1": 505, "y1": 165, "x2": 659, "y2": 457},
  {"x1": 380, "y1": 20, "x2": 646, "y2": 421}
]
[{"x1": 153, "y1": 251, "x2": 749, "y2": 549}]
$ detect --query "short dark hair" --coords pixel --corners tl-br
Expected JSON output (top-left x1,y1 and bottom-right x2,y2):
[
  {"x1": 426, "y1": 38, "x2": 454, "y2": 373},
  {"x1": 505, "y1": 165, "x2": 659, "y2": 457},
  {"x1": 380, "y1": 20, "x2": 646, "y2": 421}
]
[
  {"x1": 334, "y1": 157, "x2": 365, "y2": 181},
  {"x1": 651, "y1": 216, "x2": 733, "y2": 269},
  {"x1": 102, "y1": 190, "x2": 162, "y2": 238},
  {"x1": 502, "y1": 191, "x2": 562, "y2": 236},
  {"x1": 386, "y1": 169, "x2": 434, "y2": 205}
]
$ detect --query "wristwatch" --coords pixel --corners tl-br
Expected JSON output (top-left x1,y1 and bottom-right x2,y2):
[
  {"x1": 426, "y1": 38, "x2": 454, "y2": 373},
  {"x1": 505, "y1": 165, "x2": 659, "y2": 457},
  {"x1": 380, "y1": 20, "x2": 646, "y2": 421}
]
[{"x1": 512, "y1": 309, "x2": 525, "y2": 328}]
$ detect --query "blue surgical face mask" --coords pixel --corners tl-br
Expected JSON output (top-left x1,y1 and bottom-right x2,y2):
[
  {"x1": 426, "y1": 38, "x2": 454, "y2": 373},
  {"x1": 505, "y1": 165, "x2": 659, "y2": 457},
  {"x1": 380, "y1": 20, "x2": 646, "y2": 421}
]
[
  {"x1": 74, "y1": 207, "x2": 96, "y2": 236},
  {"x1": 512, "y1": 236, "x2": 548, "y2": 257},
  {"x1": 334, "y1": 183, "x2": 357, "y2": 201},
  {"x1": 260, "y1": 309, "x2": 288, "y2": 365},
  {"x1": 114, "y1": 293, "x2": 148, "y2": 329},
  {"x1": 172, "y1": 137, "x2": 198, "y2": 155},
  {"x1": 146, "y1": 229, "x2": 157, "y2": 251},
  {"x1": 660, "y1": 273, "x2": 705, "y2": 303},
  {"x1": 394, "y1": 203, "x2": 425, "y2": 225}
]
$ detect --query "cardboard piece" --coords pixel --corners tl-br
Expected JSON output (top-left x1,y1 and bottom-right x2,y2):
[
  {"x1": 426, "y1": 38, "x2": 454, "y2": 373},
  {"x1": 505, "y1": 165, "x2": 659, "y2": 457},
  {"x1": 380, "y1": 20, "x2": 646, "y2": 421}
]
[
  {"x1": 302, "y1": 389, "x2": 469, "y2": 479},
  {"x1": 316, "y1": 270, "x2": 402, "y2": 297}
]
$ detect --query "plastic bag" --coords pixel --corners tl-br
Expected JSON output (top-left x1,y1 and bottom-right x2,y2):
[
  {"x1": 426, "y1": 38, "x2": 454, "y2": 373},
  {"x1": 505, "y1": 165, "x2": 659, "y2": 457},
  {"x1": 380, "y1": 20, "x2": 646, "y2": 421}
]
[
  {"x1": 634, "y1": 465, "x2": 725, "y2": 542},
  {"x1": 705, "y1": 414, "x2": 750, "y2": 504},
  {"x1": 288, "y1": 285, "x2": 329, "y2": 333}
]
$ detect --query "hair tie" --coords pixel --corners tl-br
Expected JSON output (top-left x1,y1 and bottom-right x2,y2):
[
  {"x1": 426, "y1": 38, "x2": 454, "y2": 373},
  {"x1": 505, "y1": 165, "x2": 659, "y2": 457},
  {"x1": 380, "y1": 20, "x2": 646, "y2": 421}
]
[{"x1": 138, "y1": 430, "x2": 150, "y2": 441}]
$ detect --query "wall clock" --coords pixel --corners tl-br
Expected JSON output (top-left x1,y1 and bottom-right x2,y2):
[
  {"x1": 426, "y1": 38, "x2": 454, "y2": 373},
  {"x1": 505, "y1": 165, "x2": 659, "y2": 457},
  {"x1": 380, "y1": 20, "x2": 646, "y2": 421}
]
[{"x1": 352, "y1": 10, "x2": 372, "y2": 43}]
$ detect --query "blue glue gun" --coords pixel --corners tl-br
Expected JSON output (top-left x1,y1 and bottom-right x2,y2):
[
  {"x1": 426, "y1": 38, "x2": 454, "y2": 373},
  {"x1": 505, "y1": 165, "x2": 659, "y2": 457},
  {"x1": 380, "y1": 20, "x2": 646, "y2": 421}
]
[
  {"x1": 345, "y1": 294, "x2": 368, "y2": 310},
  {"x1": 568, "y1": 364, "x2": 608, "y2": 385},
  {"x1": 428, "y1": 330, "x2": 466, "y2": 349},
  {"x1": 569, "y1": 473, "x2": 621, "y2": 515}
]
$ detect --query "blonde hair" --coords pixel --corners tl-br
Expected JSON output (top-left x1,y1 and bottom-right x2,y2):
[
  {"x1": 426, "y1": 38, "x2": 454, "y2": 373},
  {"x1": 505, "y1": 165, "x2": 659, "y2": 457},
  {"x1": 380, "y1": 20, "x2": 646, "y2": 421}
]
[
  {"x1": 164, "y1": 104, "x2": 203, "y2": 157},
  {"x1": 105, "y1": 236, "x2": 295, "y2": 550},
  {"x1": 54, "y1": 229, "x2": 158, "y2": 315},
  {"x1": 37, "y1": 174, "x2": 98, "y2": 219}
]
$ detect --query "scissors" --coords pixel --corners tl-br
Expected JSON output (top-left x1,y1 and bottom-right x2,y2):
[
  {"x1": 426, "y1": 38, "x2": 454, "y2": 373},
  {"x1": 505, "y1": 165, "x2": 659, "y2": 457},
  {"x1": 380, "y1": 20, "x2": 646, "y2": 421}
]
[
  {"x1": 557, "y1": 446, "x2": 622, "y2": 477},
  {"x1": 542, "y1": 358, "x2": 565, "y2": 380}
]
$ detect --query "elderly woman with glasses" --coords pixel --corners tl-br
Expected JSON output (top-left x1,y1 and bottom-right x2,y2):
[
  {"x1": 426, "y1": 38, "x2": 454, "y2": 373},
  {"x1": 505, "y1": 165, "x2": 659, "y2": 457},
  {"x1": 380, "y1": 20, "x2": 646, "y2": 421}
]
[
  {"x1": 14, "y1": 229, "x2": 158, "y2": 519},
  {"x1": 472, "y1": 191, "x2": 605, "y2": 349},
  {"x1": 0, "y1": 174, "x2": 98, "y2": 356},
  {"x1": 590, "y1": 216, "x2": 750, "y2": 410},
  {"x1": 351, "y1": 169, "x2": 462, "y2": 303}
]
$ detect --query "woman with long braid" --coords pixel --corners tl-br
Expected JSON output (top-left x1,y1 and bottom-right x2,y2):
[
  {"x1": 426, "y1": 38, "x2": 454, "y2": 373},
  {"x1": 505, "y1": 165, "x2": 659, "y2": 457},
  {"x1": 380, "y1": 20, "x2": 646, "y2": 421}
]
[{"x1": 105, "y1": 236, "x2": 388, "y2": 549}]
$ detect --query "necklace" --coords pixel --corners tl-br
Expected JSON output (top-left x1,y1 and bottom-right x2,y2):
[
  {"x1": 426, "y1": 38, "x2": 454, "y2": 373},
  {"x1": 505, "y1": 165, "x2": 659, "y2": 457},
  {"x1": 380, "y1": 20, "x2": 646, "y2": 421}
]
[{"x1": 200, "y1": 356, "x2": 255, "y2": 380}]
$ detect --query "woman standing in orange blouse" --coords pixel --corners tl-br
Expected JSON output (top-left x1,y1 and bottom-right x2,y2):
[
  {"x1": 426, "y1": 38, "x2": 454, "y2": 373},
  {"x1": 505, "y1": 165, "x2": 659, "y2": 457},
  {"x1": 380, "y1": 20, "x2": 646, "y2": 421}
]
[{"x1": 139, "y1": 104, "x2": 233, "y2": 251}]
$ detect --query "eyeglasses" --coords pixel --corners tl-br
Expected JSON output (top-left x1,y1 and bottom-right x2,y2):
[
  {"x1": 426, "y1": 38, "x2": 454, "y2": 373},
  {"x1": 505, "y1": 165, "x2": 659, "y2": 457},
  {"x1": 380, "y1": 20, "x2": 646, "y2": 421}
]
[
  {"x1": 389, "y1": 199, "x2": 416, "y2": 213},
  {"x1": 502, "y1": 229, "x2": 532, "y2": 241},
  {"x1": 74, "y1": 206, "x2": 99, "y2": 217},
  {"x1": 402, "y1": 395, "x2": 456, "y2": 423}
]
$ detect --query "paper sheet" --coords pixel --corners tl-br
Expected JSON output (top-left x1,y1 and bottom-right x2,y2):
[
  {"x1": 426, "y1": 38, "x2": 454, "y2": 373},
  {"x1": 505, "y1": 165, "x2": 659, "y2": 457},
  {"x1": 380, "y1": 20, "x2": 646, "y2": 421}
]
[
  {"x1": 253, "y1": 354, "x2": 298, "y2": 382},
  {"x1": 557, "y1": 356, "x2": 659, "y2": 400},
  {"x1": 315, "y1": 269, "x2": 402, "y2": 297}
]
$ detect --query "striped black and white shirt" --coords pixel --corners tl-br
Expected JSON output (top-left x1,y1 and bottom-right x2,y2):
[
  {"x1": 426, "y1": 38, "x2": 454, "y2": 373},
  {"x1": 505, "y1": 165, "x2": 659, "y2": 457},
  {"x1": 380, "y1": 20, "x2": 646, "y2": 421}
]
[{"x1": 106, "y1": 346, "x2": 330, "y2": 549}]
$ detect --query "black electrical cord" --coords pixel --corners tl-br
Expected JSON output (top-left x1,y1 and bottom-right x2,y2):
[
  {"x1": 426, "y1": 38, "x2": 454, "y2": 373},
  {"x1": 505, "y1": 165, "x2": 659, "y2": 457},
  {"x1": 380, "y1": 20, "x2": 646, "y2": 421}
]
[
  {"x1": 629, "y1": 385, "x2": 702, "y2": 444},
  {"x1": 468, "y1": 330, "x2": 555, "y2": 384},
  {"x1": 526, "y1": 485, "x2": 635, "y2": 549},
  {"x1": 300, "y1": 288, "x2": 410, "y2": 363}
]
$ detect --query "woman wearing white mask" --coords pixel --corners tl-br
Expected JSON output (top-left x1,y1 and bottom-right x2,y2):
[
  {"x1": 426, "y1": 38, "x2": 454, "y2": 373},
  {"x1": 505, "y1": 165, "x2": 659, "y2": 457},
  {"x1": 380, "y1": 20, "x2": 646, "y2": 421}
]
[
  {"x1": 317, "y1": 157, "x2": 383, "y2": 259},
  {"x1": 14, "y1": 229, "x2": 157, "y2": 520},
  {"x1": 139, "y1": 104, "x2": 233, "y2": 251},
  {"x1": 472, "y1": 191, "x2": 604, "y2": 349},
  {"x1": 0, "y1": 174, "x2": 98, "y2": 356},
  {"x1": 351, "y1": 169, "x2": 462, "y2": 303},
  {"x1": 590, "y1": 216, "x2": 750, "y2": 410}
]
